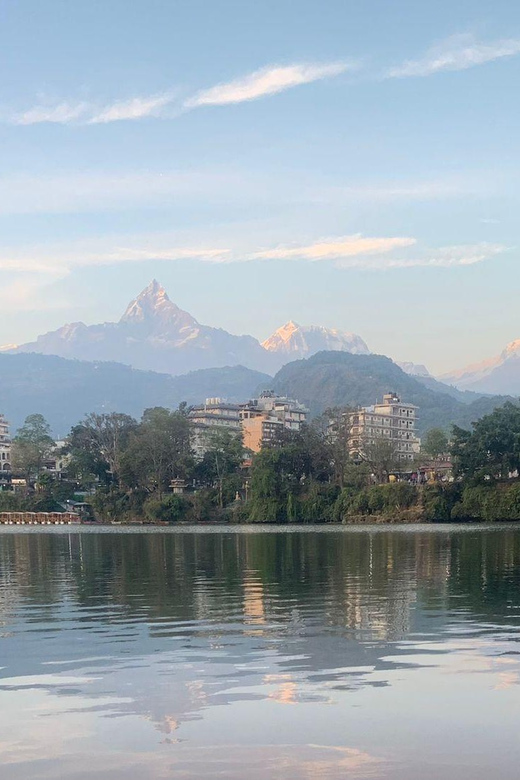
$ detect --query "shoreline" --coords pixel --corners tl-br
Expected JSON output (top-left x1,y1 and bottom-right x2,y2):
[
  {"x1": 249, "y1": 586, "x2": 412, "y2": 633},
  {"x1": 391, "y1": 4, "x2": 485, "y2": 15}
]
[{"x1": 0, "y1": 521, "x2": 519, "y2": 534}]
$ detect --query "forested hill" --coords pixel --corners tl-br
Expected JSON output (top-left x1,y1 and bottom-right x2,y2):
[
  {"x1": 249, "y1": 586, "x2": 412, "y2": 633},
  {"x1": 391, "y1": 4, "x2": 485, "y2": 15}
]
[
  {"x1": 1, "y1": 350, "x2": 514, "y2": 439},
  {"x1": 0, "y1": 353, "x2": 271, "y2": 436},
  {"x1": 269, "y1": 351, "x2": 514, "y2": 435}
]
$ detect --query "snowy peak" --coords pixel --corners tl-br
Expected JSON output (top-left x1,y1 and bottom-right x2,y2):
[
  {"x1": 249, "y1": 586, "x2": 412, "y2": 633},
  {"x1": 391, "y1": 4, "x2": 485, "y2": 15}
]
[
  {"x1": 501, "y1": 339, "x2": 520, "y2": 361},
  {"x1": 120, "y1": 280, "x2": 198, "y2": 333},
  {"x1": 262, "y1": 321, "x2": 370, "y2": 357},
  {"x1": 397, "y1": 361, "x2": 432, "y2": 378},
  {"x1": 440, "y1": 337, "x2": 520, "y2": 394}
]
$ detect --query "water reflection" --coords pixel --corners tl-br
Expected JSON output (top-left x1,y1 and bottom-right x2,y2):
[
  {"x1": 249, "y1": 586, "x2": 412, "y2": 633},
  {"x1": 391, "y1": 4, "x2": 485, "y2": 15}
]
[{"x1": 0, "y1": 527, "x2": 519, "y2": 779}]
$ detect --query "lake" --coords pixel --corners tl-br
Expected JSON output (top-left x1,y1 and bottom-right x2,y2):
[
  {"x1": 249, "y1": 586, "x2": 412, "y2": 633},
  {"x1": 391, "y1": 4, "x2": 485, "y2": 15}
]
[{"x1": 0, "y1": 524, "x2": 519, "y2": 779}]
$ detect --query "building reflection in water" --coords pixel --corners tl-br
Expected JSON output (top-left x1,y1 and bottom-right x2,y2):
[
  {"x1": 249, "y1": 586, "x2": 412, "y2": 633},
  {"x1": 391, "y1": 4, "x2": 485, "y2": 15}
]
[{"x1": 0, "y1": 528, "x2": 519, "y2": 780}]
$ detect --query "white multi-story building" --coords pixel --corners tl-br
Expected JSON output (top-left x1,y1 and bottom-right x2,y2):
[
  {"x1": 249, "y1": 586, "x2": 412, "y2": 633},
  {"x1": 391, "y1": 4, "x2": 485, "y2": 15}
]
[
  {"x1": 0, "y1": 414, "x2": 12, "y2": 477},
  {"x1": 188, "y1": 399, "x2": 242, "y2": 458},
  {"x1": 348, "y1": 393, "x2": 421, "y2": 462}
]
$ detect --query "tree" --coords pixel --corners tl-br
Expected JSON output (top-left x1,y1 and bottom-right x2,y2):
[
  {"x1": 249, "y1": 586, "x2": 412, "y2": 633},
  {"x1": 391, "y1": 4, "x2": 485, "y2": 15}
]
[
  {"x1": 451, "y1": 402, "x2": 520, "y2": 481},
  {"x1": 122, "y1": 407, "x2": 192, "y2": 496},
  {"x1": 317, "y1": 407, "x2": 354, "y2": 488},
  {"x1": 67, "y1": 412, "x2": 137, "y2": 484},
  {"x1": 422, "y1": 428, "x2": 449, "y2": 459},
  {"x1": 12, "y1": 414, "x2": 54, "y2": 483},
  {"x1": 358, "y1": 436, "x2": 399, "y2": 483},
  {"x1": 195, "y1": 428, "x2": 245, "y2": 509}
]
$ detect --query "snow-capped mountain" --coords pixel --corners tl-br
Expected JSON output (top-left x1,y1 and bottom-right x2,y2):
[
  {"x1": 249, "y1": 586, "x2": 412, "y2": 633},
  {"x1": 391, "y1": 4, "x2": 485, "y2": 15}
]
[
  {"x1": 6, "y1": 284, "x2": 372, "y2": 376},
  {"x1": 396, "y1": 361, "x2": 432, "y2": 378},
  {"x1": 440, "y1": 339, "x2": 520, "y2": 395},
  {"x1": 262, "y1": 321, "x2": 370, "y2": 362},
  {"x1": 10, "y1": 280, "x2": 273, "y2": 376}
]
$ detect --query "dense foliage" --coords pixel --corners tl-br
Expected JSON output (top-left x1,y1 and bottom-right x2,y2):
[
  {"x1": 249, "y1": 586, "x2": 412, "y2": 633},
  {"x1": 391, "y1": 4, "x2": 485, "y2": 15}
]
[{"x1": 3, "y1": 397, "x2": 520, "y2": 524}]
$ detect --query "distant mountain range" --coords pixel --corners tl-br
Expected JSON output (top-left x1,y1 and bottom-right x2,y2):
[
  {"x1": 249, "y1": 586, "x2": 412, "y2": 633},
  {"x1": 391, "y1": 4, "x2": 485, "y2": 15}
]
[
  {"x1": 4, "y1": 281, "x2": 370, "y2": 376},
  {"x1": 3, "y1": 279, "x2": 520, "y2": 395},
  {"x1": 440, "y1": 340, "x2": 520, "y2": 395}
]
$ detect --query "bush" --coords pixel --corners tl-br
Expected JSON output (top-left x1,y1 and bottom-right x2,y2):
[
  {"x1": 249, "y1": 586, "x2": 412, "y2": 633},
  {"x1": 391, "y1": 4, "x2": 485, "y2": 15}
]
[
  {"x1": 449, "y1": 482, "x2": 520, "y2": 521},
  {"x1": 334, "y1": 483, "x2": 418, "y2": 522},
  {"x1": 423, "y1": 483, "x2": 461, "y2": 522},
  {"x1": 143, "y1": 494, "x2": 190, "y2": 523}
]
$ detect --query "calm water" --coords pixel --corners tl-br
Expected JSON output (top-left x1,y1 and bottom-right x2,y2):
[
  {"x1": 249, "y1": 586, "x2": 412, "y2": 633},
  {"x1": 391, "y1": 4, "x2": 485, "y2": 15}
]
[{"x1": 0, "y1": 525, "x2": 519, "y2": 780}]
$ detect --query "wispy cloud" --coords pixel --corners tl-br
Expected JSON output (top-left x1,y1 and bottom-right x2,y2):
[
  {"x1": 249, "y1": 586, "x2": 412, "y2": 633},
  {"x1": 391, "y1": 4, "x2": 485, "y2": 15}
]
[
  {"x1": 185, "y1": 62, "x2": 352, "y2": 107},
  {"x1": 11, "y1": 101, "x2": 91, "y2": 126},
  {"x1": 334, "y1": 242, "x2": 507, "y2": 269},
  {"x1": 0, "y1": 169, "x2": 482, "y2": 217},
  {"x1": 0, "y1": 169, "x2": 242, "y2": 215},
  {"x1": 6, "y1": 60, "x2": 351, "y2": 126},
  {"x1": 250, "y1": 236, "x2": 507, "y2": 269},
  {"x1": 8, "y1": 94, "x2": 173, "y2": 126},
  {"x1": 2, "y1": 234, "x2": 504, "y2": 280},
  {"x1": 88, "y1": 93, "x2": 174, "y2": 124},
  {"x1": 252, "y1": 235, "x2": 416, "y2": 261},
  {"x1": 0, "y1": 242, "x2": 230, "y2": 277},
  {"x1": 386, "y1": 34, "x2": 520, "y2": 78}
]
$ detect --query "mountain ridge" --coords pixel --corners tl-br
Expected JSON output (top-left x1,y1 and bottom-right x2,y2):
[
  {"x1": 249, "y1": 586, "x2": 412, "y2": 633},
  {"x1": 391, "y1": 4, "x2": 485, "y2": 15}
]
[
  {"x1": 441, "y1": 339, "x2": 520, "y2": 394},
  {"x1": 6, "y1": 280, "x2": 370, "y2": 376}
]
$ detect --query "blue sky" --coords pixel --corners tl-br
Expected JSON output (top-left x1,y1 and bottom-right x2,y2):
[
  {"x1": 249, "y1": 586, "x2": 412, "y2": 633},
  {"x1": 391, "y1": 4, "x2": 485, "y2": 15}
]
[{"x1": 1, "y1": 0, "x2": 520, "y2": 373}]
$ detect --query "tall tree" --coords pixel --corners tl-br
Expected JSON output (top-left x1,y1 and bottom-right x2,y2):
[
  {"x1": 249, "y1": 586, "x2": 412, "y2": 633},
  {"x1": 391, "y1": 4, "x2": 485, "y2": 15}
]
[
  {"x1": 12, "y1": 414, "x2": 54, "y2": 482},
  {"x1": 68, "y1": 412, "x2": 137, "y2": 484},
  {"x1": 122, "y1": 407, "x2": 192, "y2": 496},
  {"x1": 195, "y1": 428, "x2": 245, "y2": 509}
]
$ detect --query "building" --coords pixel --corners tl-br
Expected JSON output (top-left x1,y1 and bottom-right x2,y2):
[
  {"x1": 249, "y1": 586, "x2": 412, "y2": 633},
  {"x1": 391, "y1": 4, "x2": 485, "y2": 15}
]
[
  {"x1": 188, "y1": 392, "x2": 309, "y2": 457},
  {"x1": 0, "y1": 414, "x2": 12, "y2": 482},
  {"x1": 188, "y1": 398, "x2": 242, "y2": 458},
  {"x1": 348, "y1": 393, "x2": 421, "y2": 463},
  {"x1": 240, "y1": 391, "x2": 309, "y2": 453}
]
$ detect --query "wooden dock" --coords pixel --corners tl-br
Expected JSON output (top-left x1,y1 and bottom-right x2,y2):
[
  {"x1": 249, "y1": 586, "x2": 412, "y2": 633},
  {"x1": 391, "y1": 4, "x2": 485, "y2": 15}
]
[{"x1": 0, "y1": 512, "x2": 81, "y2": 525}]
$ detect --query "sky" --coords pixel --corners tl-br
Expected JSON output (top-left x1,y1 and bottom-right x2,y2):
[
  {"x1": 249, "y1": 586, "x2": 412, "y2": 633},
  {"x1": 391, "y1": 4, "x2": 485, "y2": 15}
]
[{"x1": 1, "y1": 0, "x2": 520, "y2": 374}]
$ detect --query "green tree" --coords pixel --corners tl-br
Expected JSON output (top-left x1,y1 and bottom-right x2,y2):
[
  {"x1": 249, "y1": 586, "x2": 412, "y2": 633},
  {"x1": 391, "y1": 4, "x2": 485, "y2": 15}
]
[
  {"x1": 318, "y1": 407, "x2": 354, "y2": 488},
  {"x1": 67, "y1": 412, "x2": 137, "y2": 484},
  {"x1": 122, "y1": 407, "x2": 192, "y2": 496},
  {"x1": 451, "y1": 402, "x2": 520, "y2": 481},
  {"x1": 12, "y1": 413, "x2": 54, "y2": 483},
  {"x1": 422, "y1": 428, "x2": 449, "y2": 459},
  {"x1": 195, "y1": 428, "x2": 245, "y2": 509}
]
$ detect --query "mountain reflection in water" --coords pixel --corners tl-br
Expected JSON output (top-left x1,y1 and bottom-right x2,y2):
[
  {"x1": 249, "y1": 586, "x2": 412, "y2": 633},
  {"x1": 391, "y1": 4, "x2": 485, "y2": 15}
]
[{"x1": 0, "y1": 526, "x2": 519, "y2": 780}]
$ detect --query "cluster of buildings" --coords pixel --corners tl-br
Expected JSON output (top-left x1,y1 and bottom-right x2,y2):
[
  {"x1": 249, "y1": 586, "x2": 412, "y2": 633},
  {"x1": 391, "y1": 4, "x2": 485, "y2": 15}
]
[
  {"x1": 188, "y1": 391, "x2": 309, "y2": 457},
  {"x1": 1, "y1": 391, "x2": 424, "y2": 489},
  {"x1": 188, "y1": 390, "x2": 422, "y2": 468}
]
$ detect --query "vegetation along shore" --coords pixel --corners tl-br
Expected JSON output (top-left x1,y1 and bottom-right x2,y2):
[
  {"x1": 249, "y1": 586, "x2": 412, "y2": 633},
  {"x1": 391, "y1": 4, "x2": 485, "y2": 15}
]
[{"x1": 1, "y1": 398, "x2": 520, "y2": 525}]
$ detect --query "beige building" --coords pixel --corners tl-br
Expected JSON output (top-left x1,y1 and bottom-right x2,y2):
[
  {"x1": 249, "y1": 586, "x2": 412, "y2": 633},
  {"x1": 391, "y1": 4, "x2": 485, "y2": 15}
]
[
  {"x1": 348, "y1": 393, "x2": 421, "y2": 463},
  {"x1": 0, "y1": 414, "x2": 11, "y2": 478},
  {"x1": 240, "y1": 391, "x2": 309, "y2": 453}
]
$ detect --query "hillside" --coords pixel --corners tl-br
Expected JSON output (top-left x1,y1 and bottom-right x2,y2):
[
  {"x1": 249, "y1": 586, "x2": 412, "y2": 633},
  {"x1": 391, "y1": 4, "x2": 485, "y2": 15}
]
[
  {"x1": 269, "y1": 351, "x2": 512, "y2": 435},
  {"x1": 0, "y1": 353, "x2": 271, "y2": 436}
]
